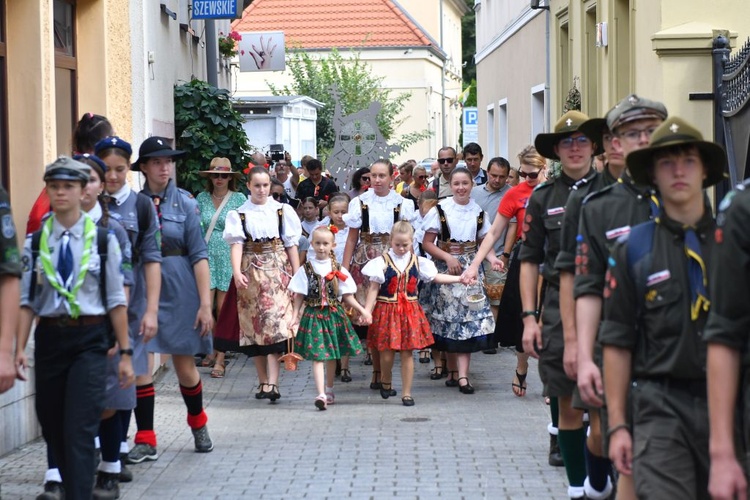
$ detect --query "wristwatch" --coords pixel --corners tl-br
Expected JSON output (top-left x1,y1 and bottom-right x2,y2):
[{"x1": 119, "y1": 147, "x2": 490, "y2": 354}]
[
  {"x1": 521, "y1": 310, "x2": 538, "y2": 319},
  {"x1": 119, "y1": 348, "x2": 134, "y2": 356},
  {"x1": 501, "y1": 252, "x2": 511, "y2": 258}
]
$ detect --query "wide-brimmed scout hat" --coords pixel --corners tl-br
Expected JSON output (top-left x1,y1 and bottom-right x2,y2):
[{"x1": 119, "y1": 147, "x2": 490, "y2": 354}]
[
  {"x1": 44, "y1": 156, "x2": 91, "y2": 183},
  {"x1": 131, "y1": 136, "x2": 185, "y2": 171},
  {"x1": 198, "y1": 157, "x2": 243, "y2": 178},
  {"x1": 534, "y1": 110, "x2": 603, "y2": 160},
  {"x1": 626, "y1": 116, "x2": 727, "y2": 188}
]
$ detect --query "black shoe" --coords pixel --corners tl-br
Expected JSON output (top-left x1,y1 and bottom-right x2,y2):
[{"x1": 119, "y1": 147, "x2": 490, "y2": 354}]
[
  {"x1": 370, "y1": 371, "x2": 382, "y2": 390},
  {"x1": 363, "y1": 352, "x2": 373, "y2": 365},
  {"x1": 482, "y1": 348, "x2": 498, "y2": 354},
  {"x1": 340, "y1": 368, "x2": 352, "y2": 383},
  {"x1": 36, "y1": 482, "x2": 64, "y2": 500},
  {"x1": 429, "y1": 366, "x2": 444, "y2": 380},
  {"x1": 401, "y1": 396, "x2": 415, "y2": 406},
  {"x1": 118, "y1": 457, "x2": 133, "y2": 483},
  {"x1": 549, "y1": 434, "x2": 564, "y2": 467},
  {"x1": 380, "y1": 382, "x2": 392, "y2": 399},
  {"x1": 92, "y1": 471, "x2": 120, "y2": 500},
  {"x1": 267, "y1": 384, "x2": 280, "y2": 402},
  {"x1": 255, "y1": 383, "x2": 268, "y2": 400},
  {"x1": 418, "y1": 349, "x2": 431, "y2": 363},
  {"x1": 458, "y1": 377, "x2": 475, "y2": 394},
  {"x1": 445, "y1": 371, "x2": 459, "y2": 387}
]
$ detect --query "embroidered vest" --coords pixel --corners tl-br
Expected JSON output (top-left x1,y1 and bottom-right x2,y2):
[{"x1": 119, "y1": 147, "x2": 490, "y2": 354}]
[
  {"x1": 377, "y1": 252, "x2": 420, "y2": 303},
  {"x1": 305, "y1": 260, "x2": 341, "y2": 307}
]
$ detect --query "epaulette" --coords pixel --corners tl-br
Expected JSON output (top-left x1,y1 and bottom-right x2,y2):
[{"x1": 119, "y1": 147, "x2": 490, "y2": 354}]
[
  {"x1": 177, "y1": 187, "x2": 195, "y2": 199},
  {"x1": 581, "y1": 182, "x2": 616, "y2": 206}
]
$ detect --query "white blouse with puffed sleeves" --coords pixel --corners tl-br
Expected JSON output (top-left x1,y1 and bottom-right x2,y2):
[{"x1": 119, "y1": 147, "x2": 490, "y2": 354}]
[
  {"x1": 223, "y1": 199, "x2": 302, "y2": 247},
  {"x1": 360, "y1": 249, "x2": 438, "y2": 284},
  {"x1": 288, "y1": 257, "x2": 357, "y2": 298},
  {"x1": 342, "y1": 189, "x2": 416, "y2": 233},
  {"x1": 421, "y1": 197, "x2": 491, "y2": 242}
]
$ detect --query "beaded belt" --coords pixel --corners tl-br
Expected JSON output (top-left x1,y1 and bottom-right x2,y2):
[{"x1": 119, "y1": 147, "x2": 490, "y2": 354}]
[
  {"x1": 439, "y1": 241, "x2": 477, "y2": 255},
  {"x1": 244, "y1": 238, "x2": 283, "y2": 254},
  {"x1": 360, "y1": 233, "x2": 390, "y2": 245},
  {"x1": 38, "y1": 315, "x2": 107, "y2": 327}
]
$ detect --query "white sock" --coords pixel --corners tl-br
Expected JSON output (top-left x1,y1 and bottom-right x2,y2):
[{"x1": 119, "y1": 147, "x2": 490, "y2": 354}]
[
  {"x1": 325, "y1": 386, "x2": 334, "y2": 393},
  {"x1": 567, "y1": 485, "x2": 585, "y2": 499},
  {"x1": 120, "y1": 441, "x2": 129, "y2": 454},
  {"x1": 548, "y1": 423, "x2": 559, "y2": 435},
  {"x1": 44, "y1": 468, "x2": 62, "y2": 484},
  {"x1": 97, "y1": 460, "x2": 121, "y2": 474},
  {"x1": 584, "y1": 476, "x2": 613, "y2": 500}
]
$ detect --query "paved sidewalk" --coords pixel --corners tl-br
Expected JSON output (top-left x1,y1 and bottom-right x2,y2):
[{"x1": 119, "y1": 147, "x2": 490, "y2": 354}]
[{"x1": 0, "y1": 348, "x2": 568, "y2": 499}]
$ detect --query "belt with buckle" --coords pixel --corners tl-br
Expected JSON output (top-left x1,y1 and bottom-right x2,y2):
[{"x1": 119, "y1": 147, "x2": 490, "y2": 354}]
[
  {"x1": 360, "y1": 233, "x2": 389, "y2": 245},
  {"x1": 244, "y1": 238, "x2": 283, "y2": 253},
  {"x1": 38, "y1": 315, "x2": 107, "y2": 328},
  {"x1": 637, "y1": 377, "x2": 707, "y2": 397},
  {"x1": 439, "y1": 241, "x2": 477, "y2": 255}
]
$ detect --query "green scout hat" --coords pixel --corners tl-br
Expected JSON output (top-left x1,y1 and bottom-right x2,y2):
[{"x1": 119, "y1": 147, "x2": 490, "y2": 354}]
[
  {"x1": 44, "y1": 156, "x2": 91, "y2": 183},
  {"x1": 606, "y1": 94, "x2": 667, "y2": 132},
  {"x1": 626, "y1": 117, "x2": 727, "y2": 188},
  {"x1": 534, "y1": 110, "x2": 602, "y2": 161}
]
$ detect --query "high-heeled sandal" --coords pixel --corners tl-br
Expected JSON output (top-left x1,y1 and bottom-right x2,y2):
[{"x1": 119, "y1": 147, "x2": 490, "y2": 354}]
[
  {"x1": 445, "y1": 371, "x2": 459, "y2": 387},
  {"x1": 380, "y1": 382, "x2": 392, "y2": 399},
  {"x1": 267, "y1": 384, "x2": 281, "y2": 402},
  {"x1": 458, "y1": 377, "x2": 475, "y2": 394},
  {"x1": 370, "y1": 371, "x2": 382, "y2": 390},
  {"x1": 430, "y1": 366, "x2": 444, "y2": 380},
  {"x1": 254, "y1": 383, "x2": 269, "y2": 400}
]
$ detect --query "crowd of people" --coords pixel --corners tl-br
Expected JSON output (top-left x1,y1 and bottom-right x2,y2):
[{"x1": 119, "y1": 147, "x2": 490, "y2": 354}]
[{"x1": 0, "y1": 97, "x2": 749, "y2": 500}]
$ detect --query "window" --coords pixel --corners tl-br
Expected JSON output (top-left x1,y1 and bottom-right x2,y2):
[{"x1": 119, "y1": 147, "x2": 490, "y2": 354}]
[
  {"x1": 498, "y1": 99, "x2": 508, "y2": 159},
  {"x1": 531, "y1": 85, "x2": 546, "y2": 142},
  {"x1": 612, "y1": 0, "x2": 632, "y2": 100},
  {"x1": 486, "y1": 104, "x2": 495, "y2": 157},
  {"x1": 558, "y1": 14, "x2": 570, "y2": 114},
  {"x1": 584, "y1": 3, "x2": 598, "y2": 114},
  {"x1": 54, "y1": 0, "x2": 77, "y2": 155}
]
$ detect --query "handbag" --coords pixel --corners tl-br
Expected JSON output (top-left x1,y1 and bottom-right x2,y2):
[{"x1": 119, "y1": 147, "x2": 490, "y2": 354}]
[{"x1": 279, "y1": 337, "x2": 303, "y2": 371}]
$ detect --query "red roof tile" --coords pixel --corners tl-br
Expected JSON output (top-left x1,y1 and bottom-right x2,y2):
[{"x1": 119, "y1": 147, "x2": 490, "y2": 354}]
[{"x1": 232, "y1": 0, "x2": 434, "y2": 49}]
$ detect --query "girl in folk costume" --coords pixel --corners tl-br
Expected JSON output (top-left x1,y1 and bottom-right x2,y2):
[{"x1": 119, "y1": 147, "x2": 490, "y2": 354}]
[
  {"x1": 362, "y1": 222, "x2": 461, "y2": 406},
  {"x1": 222, "y1": 166, "x2": 302, "y2": 403},
  {"x1": 327, "y1": 192, "x2": 356, "y2": 382},
  {"x1": 421, "y1": 167, "x2": 495, "y2": 394},
  {"x1": 341, "y1": 159, "x2": 416, "y2": 390},
  {"x1": 289, "y1": 226, "x2": 370, "y2": 410},
  {"x1": 299, "y1": 196, "x2": 330, "y2": 239}
]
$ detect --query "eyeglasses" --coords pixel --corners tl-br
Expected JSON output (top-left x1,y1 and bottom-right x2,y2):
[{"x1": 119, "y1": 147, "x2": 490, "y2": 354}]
[
  {"x1": 437, "y1": 158, "x2": 455, "y2": 164},
  {"x1": 518, "y1": 170, "x2": 542, "y2": 179},
  {"x1": 619, "y1": 127, "x2": 658, "y2": 142},
  {"x1": 416, "y1": 175, "x2": 427, "y2": 179},
  {"x1": 271, "y1": 192, "x2": 282, "y2": 200},
  {"x1": 211, "y1": 173, "x2": 230, "y2": 179},
  {"x1": 558, "y1": 136, "x2": 592, "y2": 149},
  {"x1": 361, "y1": 176, "x2": 371, "y2": 182}
]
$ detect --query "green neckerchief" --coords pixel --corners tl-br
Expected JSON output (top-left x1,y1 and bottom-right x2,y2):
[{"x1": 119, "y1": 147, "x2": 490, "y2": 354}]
[{"x1": 39, "y1": 214, "x2": 97, "y2": 319}]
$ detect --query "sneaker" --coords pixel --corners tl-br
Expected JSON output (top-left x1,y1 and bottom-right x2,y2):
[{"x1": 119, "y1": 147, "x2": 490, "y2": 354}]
[
  {"x1": 118, "y1": 456, "x2": 133, "y2": 483},
  {"x1": 92, "y1": 471, "x2": 120, "y2": 500},
  {"x1": 125, "y1": 443, "x2": 158, "y2": 464},
  {"x1": 192, "y1": 425, "x2": 214, "y2": 453},
  {"x1": 314, "y1": 395, "x2": 327, "y2": 411},
  {"x1": 36, "y1": 482, "x2": 64, "y2": 500},
  {"x1": 325, "y1": 391, "x2": 335, "y2": 405}
]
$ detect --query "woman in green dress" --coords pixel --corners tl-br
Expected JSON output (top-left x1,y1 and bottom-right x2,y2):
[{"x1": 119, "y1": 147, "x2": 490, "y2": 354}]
[{"x1": 196, "y1": 157, "x2": 246, "y2": 377}]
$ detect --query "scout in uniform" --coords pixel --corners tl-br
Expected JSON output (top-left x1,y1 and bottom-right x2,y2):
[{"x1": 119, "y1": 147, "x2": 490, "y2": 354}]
[
  {"x1": 703, "y1": 174, "x2": 750, "y2": 498},
  {"x1": 574, "y1": 95, "x2": 667, "y2": 500},
  {"x1": 520, "y1": 110, "x2": 598, "y2": 499},
  {"x1": 15, "y1": 157, "x2": 134, "y2": 500},
  {"x1": 601, "y1": 117, "x2": 726, "y2": 499},
  {"x1": 0, "y1": 184, "x2": 20, "y2": 395},
  {"x1": 95, "y1": 137, "x2": 163, "y2": 466}
]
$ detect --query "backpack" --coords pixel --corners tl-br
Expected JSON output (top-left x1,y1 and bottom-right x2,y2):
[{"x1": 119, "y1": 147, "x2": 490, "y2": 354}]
[
  {"x1": 29, "y1": 227, "x2": 110, "y2": 307},
  {"x1": 132, "y1": 192, "x2": 155, "y2": 263}
]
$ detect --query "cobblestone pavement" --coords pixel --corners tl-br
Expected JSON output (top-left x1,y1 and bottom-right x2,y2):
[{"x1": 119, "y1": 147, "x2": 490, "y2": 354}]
[{"x1": 0, "y1": 348, "x2": 568, "y2": 499}]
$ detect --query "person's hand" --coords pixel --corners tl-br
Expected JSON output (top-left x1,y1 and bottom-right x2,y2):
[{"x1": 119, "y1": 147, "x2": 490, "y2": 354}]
[
  {"x1": 234, "y1": 272, "x2": 249, "y2": 290},
  {"x1": 486, "y1": 254, "x2": 505, "y2": 272},
  {"x1": 446, "y1": 256, "x2": 463, "y2": 275},
  {"x1": 249, "y1": 35, "x2": 277, "y2": 70},
  {"x1": 499, "y1": 254, "x2": 509, "y2": 270},
  {"x1": 0, "y1": 351, "x2": 15, "y2": 393},
  {"x1": 118, "y1": 358, "x2": 135, "y2": 388},
  {"x1": 284, "y1": 151, "x2": 292, "y2": 163},
  {"x1": 609, "y1": 427, "x2": 633, "y2": 476},
  {"x1": 15, "y1": 351, "x2": 28, "y2": 382},
  {"x1": 577, "y1": 359, "x2": 604, "y2": 407},
  {"x1": 709, "y1": 455, "x2": 748, "y2": 500},
  {"x1": 358, "y1": 311, "x2": 372, "y2": 326},
  {"x1": 317, "y1": 199, "x2": 328, "y2": 209},
  {"x1": 460, "y1": 266, "x2": 478, "y2": 285},
  {"x1": 563, "y1": 339, "x2": 577, "y2": 381},
  {"x1": 522, "y1": 320, "x2": 542, "y2": 359},
  {"x1": 107, "y1": 344, "x2": 118, "y2": 358},
  {"x1": 194, "y1": 304, "x2": 214, "y2": 337},
  {"x1": 140, "y1": 310, "x2": 158, "y2": 342}
]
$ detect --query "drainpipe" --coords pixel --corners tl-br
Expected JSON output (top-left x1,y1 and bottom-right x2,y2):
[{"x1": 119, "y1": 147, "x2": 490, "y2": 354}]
[
  {"x1": 440, "y1": 0, "x2": 447, "y2": 146},
  {"x1": 205, "y1": 20, "x2": 219, "y2": 87}
]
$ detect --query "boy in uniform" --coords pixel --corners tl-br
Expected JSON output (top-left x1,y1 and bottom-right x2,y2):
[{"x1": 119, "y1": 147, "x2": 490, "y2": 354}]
[
  {"x1": 520, "y1": 110, "x2": 598, "y2": 499},
  {"x1": 15, "y1": 157, "x2": 134, "y2": 500},
  {"x1": 601, "y1": 117, "x2": 726, "y2": 498}
]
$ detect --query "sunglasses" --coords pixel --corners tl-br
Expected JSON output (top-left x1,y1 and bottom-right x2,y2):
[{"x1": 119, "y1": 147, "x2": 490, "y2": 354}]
[
  {"x1": 437, "y1": 158, "x2": 455, "y2": 164},
  {"x1": 361, "y1": 176, "x2": 371, "y2": 182},
  {"x1": 211, "y1": 173, "x2": 230, "y2": 179},
  {"x1": 271, "y1": 192, "x2": 282, "y2": 200},
  {"x1": 518, "y1": 170, "x2": 542, "y2": 179},
  {"x1": 558, "y1": 136, "x2": 592, "y2": 149},
  {"x1": 416, "y1": 175, "x2": 427, "y2": 179}
]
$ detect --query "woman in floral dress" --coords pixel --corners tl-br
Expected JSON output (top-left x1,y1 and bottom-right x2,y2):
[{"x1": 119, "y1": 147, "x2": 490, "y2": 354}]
[
  {"x1": 222, "y1": 166, "x2": 301, "y2": 402},
  {"x1": 421, "y1": 167, "x2": 495, "y2": 394},
  {"x1": 341, "y1": 159, "x2": 416, "y2": 390},
  {"x1": 196, "y1": 157, "x2": 246, "y2": 377}
]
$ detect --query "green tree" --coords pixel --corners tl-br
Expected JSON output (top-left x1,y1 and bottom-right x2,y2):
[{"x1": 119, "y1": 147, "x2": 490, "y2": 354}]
[
  {"x1": 268, "y1": 48, "x2": 431, "y2": 160},
  {"x1": 173, "y1": 79, "x2": 253, "y2": 194},
  {"x1": 462, "y1": 9, "x2": 476, "y2": 85}
]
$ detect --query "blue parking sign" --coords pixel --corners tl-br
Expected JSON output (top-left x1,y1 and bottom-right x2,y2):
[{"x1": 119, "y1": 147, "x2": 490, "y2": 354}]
[{"x1": 464, "y1": 109, "x2": 478, "y2": 125}]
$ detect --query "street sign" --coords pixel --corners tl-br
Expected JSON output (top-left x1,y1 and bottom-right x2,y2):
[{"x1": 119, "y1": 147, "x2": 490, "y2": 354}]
[
  {"x1": 463, "y1": 107, "x2": 478, "y2": 146},
  {"x1": 191, "y1": 0, "x2": 242, "y2": 20}
]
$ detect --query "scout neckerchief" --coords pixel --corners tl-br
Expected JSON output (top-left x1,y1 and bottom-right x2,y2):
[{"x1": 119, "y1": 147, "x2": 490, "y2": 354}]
[
  {"x1": 684, "y1": 227, "x2": 710, "y2": 320},
  {"x1": 39, "y1": 214, "x2": 97, "y2": 319}
]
